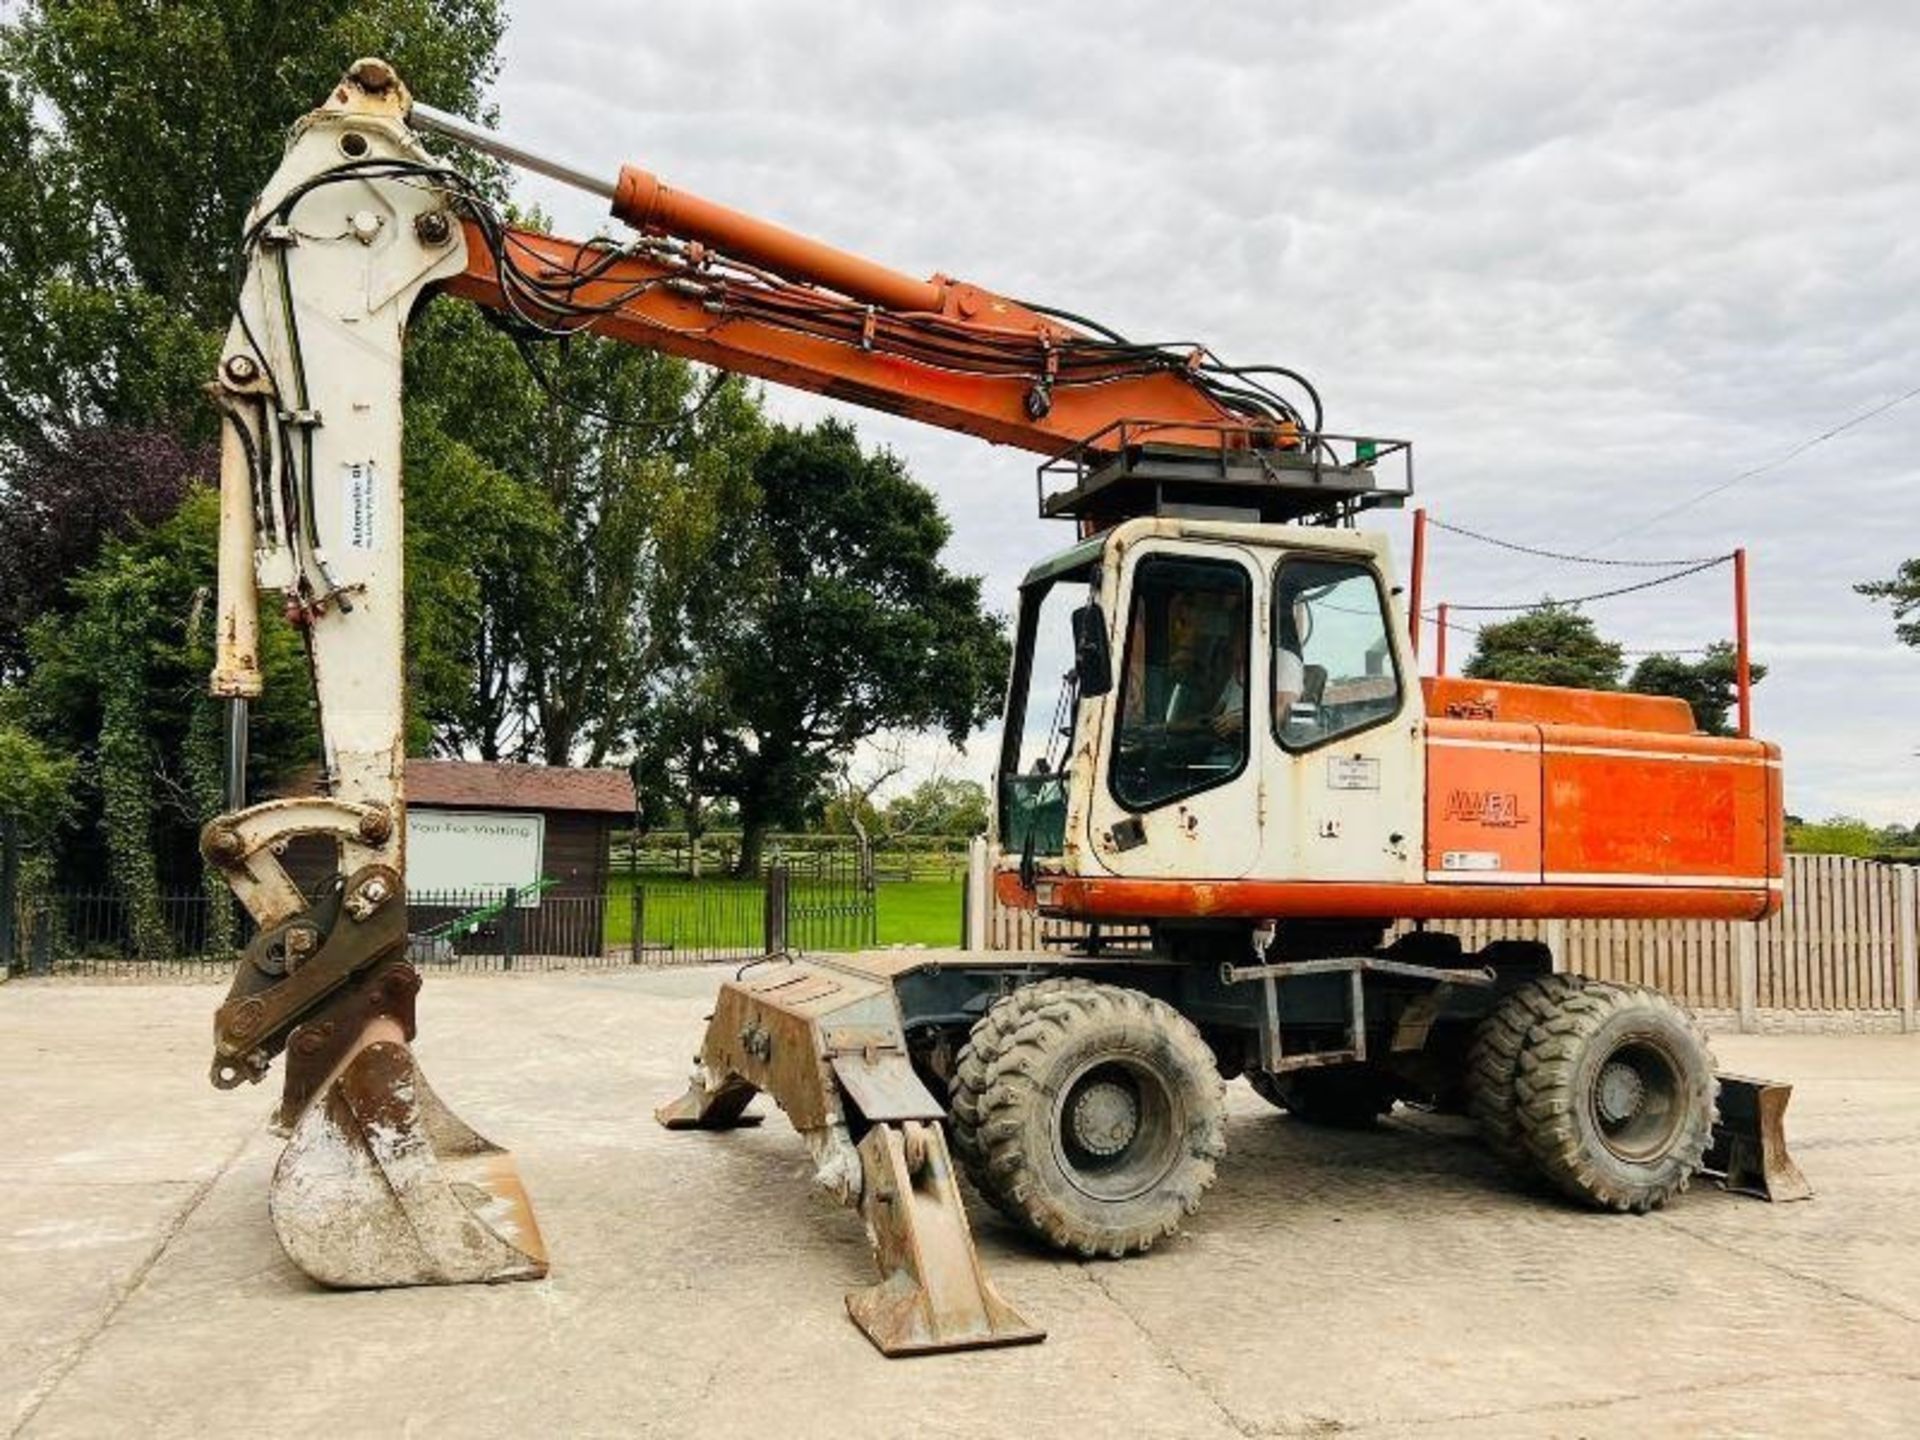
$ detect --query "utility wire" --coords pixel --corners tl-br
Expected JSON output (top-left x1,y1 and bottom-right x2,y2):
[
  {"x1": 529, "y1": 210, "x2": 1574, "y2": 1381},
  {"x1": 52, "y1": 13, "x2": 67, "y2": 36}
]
[
  {"x1": 1443, "y1": 554, "x2": 1732, "y2": 612},
  {"x1": 1419, "y1": 608, "x2": 1712, "y2": 654},
  {"x1": 1426, "y1": 516, "x2": 1721, "y2": 569},
  {"x1": 1578, "y1": 381, "x2": 1920, "y2": 550}
]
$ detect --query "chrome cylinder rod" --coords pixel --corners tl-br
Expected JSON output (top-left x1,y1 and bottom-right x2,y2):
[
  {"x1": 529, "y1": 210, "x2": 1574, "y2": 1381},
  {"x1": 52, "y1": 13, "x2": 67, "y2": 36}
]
[
  {"x1": 409, "y1": 101, "x2": 615, "y2": 201},
  {"x1": 225, "y1": 698, "x2": 250, "y2": 812}
]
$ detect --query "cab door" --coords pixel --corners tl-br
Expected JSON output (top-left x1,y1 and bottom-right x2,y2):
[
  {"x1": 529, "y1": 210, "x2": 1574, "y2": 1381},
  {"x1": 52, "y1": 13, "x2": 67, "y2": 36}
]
[
  {"x1": 1084, "y1": 541, "x2": 1265, "y2": 879},
  {"x1": 1259, "y1": 549, "x2": 1423, "y2": 885}
]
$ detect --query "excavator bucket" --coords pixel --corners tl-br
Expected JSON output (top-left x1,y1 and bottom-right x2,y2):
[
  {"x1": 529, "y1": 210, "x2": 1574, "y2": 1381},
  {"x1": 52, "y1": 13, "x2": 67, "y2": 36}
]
[
  {"x1": 1703, "y1": 1072, "x2": 1812, "y2": 1203},
  {"x1": 271, "y1": 1038, "x2": 549, "y2": 1286}
]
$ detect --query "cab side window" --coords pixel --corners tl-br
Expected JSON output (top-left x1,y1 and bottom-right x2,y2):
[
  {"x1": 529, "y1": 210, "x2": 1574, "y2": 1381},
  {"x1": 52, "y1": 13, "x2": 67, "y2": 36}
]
[
  {"x1": 1111, "y1": 556, "x2": 1251, "y2": 811},
  {"x1": 1273, "y1": 557, "x2": 1401, "y2": 751}
]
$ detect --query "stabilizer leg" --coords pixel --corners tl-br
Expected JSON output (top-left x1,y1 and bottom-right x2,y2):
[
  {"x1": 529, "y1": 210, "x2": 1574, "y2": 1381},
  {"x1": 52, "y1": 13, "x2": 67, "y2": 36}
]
[
  {"x1": 659, "y1": 960, "x2": 1043, "y2": 1354},
  {"x1": 654, "y1": 1064, "x2": 764, "y2": 1130},
  {"x1": 847, "y1": 1120, "x2": 1042, "y2": 1356}
]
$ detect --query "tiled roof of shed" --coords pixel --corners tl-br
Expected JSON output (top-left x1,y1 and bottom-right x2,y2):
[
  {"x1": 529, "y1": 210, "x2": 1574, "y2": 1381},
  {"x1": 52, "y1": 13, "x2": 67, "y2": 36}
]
[{"x1": 404, "y1": 760, "x2": 635, "y2": 815}]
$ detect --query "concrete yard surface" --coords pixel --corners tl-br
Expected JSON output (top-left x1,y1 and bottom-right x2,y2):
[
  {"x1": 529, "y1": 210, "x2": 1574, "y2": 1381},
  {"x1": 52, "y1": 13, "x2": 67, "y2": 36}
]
[{"x1": 3, "y1": 969, "x2": 1916, "y2": 1439}]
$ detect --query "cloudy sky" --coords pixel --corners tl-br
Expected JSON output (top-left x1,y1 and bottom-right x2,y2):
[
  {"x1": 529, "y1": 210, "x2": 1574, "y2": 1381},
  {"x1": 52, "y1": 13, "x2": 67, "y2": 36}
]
[{"x1": 479, "y1": 0, "x2": 1918, "y2": 821}]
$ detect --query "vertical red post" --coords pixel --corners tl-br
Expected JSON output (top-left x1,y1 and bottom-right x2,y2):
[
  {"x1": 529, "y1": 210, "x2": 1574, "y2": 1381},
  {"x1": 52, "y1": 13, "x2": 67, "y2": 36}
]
[
  {"x1": 1408, "y1": 507, "x2": 1427, "y2": 662},
  {"x1": 1734, "y1": 547, "x2": 1752, "y2": 738},
  {"x1": 1436, "y1": 602, "x2": 1450, "y2": 678}
]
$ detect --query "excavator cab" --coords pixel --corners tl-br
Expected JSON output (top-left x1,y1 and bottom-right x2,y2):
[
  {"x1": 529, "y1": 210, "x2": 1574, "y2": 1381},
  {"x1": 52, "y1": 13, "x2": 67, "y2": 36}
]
[{"x1": 998, "y1": 518, "x2": 1422, "y2": 907}]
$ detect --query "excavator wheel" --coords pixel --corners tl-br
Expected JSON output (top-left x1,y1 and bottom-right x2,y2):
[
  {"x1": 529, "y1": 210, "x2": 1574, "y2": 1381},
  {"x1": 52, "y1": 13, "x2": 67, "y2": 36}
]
[
  {"x1": 949, "y1": 978, "x2": 1225, "y2": 1259},
  {"x1": 950, "y1": 978, "x2": 1081, "y2": 1216},
  {"x1": 1246, "y1": 1065, "x2": 1398, "y2": 1127},
  {"x1": 1514, "y1": 982, "x2": 1718, "y2": 1213},
  {"x1": 1465, "y1": 973, "x2": 1590, "y2": 1168}
]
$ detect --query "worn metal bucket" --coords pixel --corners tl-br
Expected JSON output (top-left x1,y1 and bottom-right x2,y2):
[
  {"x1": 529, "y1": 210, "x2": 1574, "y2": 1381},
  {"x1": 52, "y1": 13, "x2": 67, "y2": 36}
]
[{"x1": 271, "y1": 1037, "x2": 549, "y2": 1286}]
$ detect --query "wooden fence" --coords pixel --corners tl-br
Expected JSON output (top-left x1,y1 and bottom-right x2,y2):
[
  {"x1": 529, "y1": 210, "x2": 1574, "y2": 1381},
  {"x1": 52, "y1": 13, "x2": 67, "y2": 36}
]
[{"x1": 975, "y1": 850, "x2": 1919, "y2": 1033}]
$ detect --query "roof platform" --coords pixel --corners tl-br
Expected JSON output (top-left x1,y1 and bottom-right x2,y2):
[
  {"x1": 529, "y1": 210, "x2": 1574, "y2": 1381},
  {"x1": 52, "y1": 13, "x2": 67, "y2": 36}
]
[{"x1": 1037, "y1": 421, "x2": 1412, "y2": 529}]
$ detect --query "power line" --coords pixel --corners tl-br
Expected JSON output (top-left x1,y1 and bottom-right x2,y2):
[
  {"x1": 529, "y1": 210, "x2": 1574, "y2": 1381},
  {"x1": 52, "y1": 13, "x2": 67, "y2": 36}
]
[
  {"x1": 1425, "y1": 517, "x2": 1719, "y2": 569},
  {"x1": 1444, "y1": 554, "x2": 1732, "y2": 612},
  {"x1": 1583, "y1": 381, "x2": 1920, "y2": 549}
]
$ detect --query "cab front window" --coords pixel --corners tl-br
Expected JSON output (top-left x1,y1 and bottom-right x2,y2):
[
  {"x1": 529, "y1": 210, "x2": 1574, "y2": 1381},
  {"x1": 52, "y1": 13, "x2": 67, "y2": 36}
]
[{"x1": 1110, "y1": 555, "x2": 1251, "y2": 811}]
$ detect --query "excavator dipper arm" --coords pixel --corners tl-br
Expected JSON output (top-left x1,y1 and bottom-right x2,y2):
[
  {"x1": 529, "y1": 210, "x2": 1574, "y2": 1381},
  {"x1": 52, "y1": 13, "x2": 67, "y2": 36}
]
[{"x1": 206, "y1": 63, "x2": 546, "y2": 1288}]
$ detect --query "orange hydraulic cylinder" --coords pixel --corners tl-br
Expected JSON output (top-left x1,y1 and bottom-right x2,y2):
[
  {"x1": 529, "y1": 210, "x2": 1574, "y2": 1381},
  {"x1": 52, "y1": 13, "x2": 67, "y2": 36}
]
[{"x1": 613, "y1": 165, "x2": 946, "y2": 314}]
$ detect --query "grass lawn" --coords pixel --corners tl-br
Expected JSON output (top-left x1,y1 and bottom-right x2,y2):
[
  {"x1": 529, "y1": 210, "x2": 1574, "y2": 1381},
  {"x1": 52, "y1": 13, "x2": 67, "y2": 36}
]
[
  {"x1": 604, "y1": 872, "x2": 962, "y2": 951},
  {"x1": 874, "y1": 879, "x2": 963, "y2": 948}
]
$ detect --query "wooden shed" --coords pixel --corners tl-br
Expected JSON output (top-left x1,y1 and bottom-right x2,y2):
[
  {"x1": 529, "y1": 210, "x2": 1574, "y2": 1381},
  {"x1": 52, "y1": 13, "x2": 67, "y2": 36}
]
[
  {"x1": 284, "y1": 760, "x2": 634, "y2": 958},
  {"x1": 404, "y1": 761, "x2": 634, "y2": 958}
]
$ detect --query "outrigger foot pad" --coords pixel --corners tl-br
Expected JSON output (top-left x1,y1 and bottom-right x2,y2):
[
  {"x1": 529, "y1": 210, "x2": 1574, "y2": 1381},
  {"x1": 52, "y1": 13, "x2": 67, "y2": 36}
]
[
  {"x1": 270, "y1": 1040, "x2": 550, "y2": 1286},
  {"x1": 1704, "y1": 1073, "x2": 1812, "y2": 1203},
  {"x1": 655, "y1": 1068, "x2": 764, "y2": 1130},
  {"x1": 848, "y1": 1120, "x2": 1043, "y2": 1356}
]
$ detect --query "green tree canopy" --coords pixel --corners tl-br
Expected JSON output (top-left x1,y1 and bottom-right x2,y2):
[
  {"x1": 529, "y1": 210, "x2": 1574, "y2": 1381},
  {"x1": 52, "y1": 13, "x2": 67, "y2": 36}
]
[
  {"x1": 1857, "y1": 560, "x2": 1920, "y2": 650},
  {"x1": 883, "y1": 776, "x2": 992, "y2": 838},
  {"x1": 0, "y1": 0, "x2": 504, "y2": 452},
  {"x1": 647, "y1": 421, "x2": 1010, "y2": 873},
  {"x1": 0, "y1": 721, "x2": 78, "y2": 850},
  {"x1": 1626, "y1": 642, "x2": 1767, "y2": 736},
  {"x1": 23, "y1": 489, "x2": 316, "y2": 891},
  {"x1": 1461, "y1": 605, "x2": 1624, "y2": 690},
  {"x1": 403, "y1": 301, "x2": 767, "y2": 764}
]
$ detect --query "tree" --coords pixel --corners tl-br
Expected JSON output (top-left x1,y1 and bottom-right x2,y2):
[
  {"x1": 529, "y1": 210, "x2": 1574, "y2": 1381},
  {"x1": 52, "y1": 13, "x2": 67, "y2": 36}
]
[
  {"x1": 0, "y1": 1, "x2": 504, "y2": 454},
  {"x1": 0, "y1": 1, "x2": 505, "y2": 892},
  {"x1": 884, "y1": 776, "x2": 992, "y2": 838},
  {"x1": 1857, "y1": 560, "x2": 1920, "y2": 649},
  {"x1": 1785, "y1": 816, "x2": 1882, "y2": 857},
  {"x1": 23, "y1": 490, "x2": 317, "y2": 896},
  {"x1": 1462, "y1": 605, "x2": 1624, "y2": 690},
  {"x1": 1627, "y1": 642, "x2": 1767, "y2": 736},
  {"x1": 0, "y1": 426, "x2": 209, "y2": 676},
  {"x1": 402, "y1": 301, "x2": 767, "y2": 764},
  {"x1": 651, "y1": 421, "x2": 1010, "y2": 875}
]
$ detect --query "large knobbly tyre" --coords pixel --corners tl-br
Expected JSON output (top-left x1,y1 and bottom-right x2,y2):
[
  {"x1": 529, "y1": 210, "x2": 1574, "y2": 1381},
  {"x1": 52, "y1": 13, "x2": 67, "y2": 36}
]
[
  {"x1": 1514, "y1": 983, "x2": 1718, "y2": 1213},
  {"x1": 1466, "y1": 973, "x2": 1587, "y2": 1167},
  {"x1": 1247, "y1": 1065, "x2": 1397, "y2": 1126},
  {"x1": 948, "y1": 978, "x2": 1226, "y2": 1258}
]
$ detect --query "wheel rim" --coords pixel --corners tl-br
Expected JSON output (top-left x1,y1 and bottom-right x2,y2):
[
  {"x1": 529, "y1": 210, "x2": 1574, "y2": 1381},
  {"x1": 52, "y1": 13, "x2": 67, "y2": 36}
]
[
  {"x1": 1051, "y1": 1055, "x2": 1184, "y2": 1203},
  {"x1": 1586, "y1": 1033, "x2": 1686, "y2": 1162}
]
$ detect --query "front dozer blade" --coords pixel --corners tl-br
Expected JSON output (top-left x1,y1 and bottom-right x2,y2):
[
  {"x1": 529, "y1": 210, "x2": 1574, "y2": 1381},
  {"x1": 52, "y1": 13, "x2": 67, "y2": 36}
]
[
  {"x1": 1703, "y1": 1072, "x2": 1813, "y2": 1203},
  {"x1": 658, "y1": 957, "x2": 1042, "y2": 1355},
  {"x1": 270, "y1": 1039, "x2": 549, "y2": 1286}
]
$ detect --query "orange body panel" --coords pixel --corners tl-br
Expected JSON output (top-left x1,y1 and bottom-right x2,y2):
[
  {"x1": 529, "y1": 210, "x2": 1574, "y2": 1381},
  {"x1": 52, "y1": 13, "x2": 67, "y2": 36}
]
[
  {"x1": 1537, "y1": 725, "x2": 1776, "y2": 885},
  {"x1": 1425, "y1": 720, "x2": 1542, "y2": 880},
  {"x1": 445, "y1": 224, "x2": 1242, "y2": 459},
  {"x1": 1422, "y1": 676, "x2": 1694, "y2": 733},
  {"x1": 1003, "y1": 685, "x2": 1783, "y2": 926}
]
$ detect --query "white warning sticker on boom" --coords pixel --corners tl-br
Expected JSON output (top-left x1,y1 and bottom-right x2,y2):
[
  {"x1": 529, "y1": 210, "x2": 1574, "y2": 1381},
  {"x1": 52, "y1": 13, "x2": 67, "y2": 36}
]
[{"x1": 342, "y1": 461, "x2": 378, "y2": 549}]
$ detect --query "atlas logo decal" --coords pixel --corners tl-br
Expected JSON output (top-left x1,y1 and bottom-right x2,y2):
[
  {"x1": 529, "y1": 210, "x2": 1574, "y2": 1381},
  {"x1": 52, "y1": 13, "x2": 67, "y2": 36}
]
[{"x1": 1444, "y1": 789, "x2": 1527, "y2": 828}]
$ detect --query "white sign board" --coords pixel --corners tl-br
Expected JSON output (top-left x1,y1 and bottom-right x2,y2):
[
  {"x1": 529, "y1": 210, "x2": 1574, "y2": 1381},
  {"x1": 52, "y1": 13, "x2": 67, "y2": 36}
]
[{"x1": 406, "y1": 809, "x2": 545, "y2": 906}]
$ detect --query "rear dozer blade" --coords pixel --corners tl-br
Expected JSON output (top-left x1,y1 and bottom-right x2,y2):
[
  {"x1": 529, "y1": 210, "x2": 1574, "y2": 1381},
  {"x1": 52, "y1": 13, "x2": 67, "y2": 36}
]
[
  {"x1": 271, "y1": 1039, "x2": 549, "y2": 1286},
  {"x1": 1703, "y1": 1072, "x2": 1813, "y2": 1203}
]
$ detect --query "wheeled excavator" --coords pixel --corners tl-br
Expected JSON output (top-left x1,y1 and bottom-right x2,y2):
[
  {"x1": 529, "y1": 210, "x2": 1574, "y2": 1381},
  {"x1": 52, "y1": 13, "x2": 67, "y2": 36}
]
[{"x1": 202, "y1": 60, "x2": 1807, "y2": 1355}]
